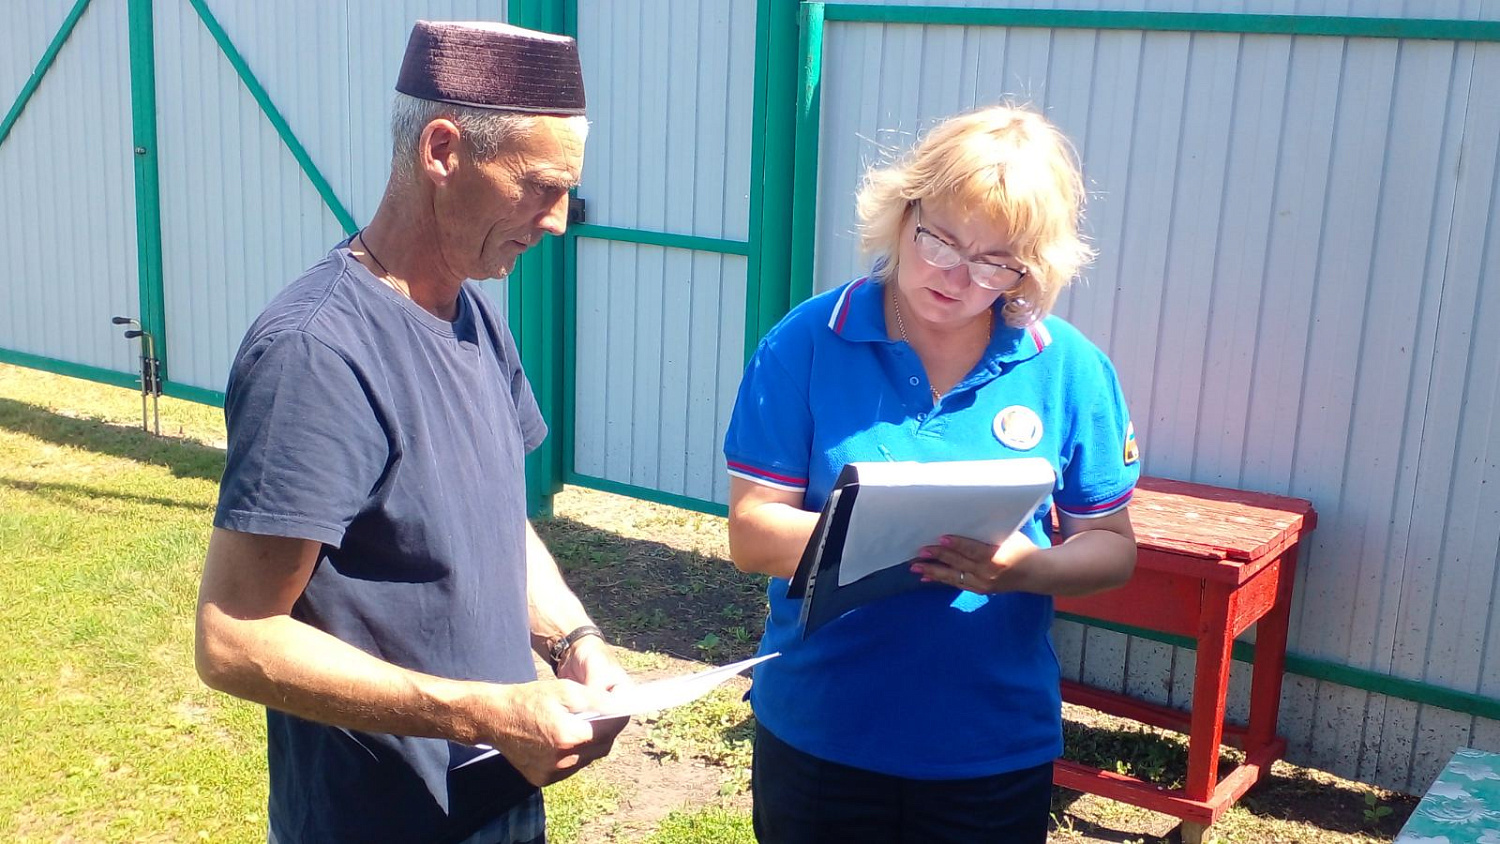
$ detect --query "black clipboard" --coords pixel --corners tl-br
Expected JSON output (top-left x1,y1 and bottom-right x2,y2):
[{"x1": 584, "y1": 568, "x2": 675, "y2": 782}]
[
  {"x1": 784, "y1": 458, "x2": 1056, "y2": 639},
  {"x1": 786, "y1": 464, "x2": 936, "y2": 638}
]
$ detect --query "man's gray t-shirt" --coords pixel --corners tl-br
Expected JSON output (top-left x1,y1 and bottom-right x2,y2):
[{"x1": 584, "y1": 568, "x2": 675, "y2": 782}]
[{"x1": 215, "y1": 242, "x2": 546, "y2": 843}]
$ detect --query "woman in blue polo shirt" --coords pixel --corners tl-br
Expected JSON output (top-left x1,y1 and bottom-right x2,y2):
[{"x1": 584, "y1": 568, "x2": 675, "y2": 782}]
[{"x1": 724, "y1": 105, "x2": 1141, "y2": 842}]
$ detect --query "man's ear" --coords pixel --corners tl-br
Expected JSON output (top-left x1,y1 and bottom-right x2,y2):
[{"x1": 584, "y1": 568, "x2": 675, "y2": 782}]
[{"x1": 419, "y1": 118, "x2": 462, "y2": 183}]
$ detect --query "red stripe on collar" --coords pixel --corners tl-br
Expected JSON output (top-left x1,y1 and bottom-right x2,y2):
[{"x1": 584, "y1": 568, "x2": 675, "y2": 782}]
[
  {"x1": 1027, "y1": 321, "x2": 1052, "y2": 353},
  {"x1": 830, "y1": 278, "x2": 867, "y2": 336}
]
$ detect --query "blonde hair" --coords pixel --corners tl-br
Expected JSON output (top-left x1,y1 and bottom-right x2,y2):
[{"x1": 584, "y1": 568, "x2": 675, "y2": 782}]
[{"x1": 856, "y1": 105, "x2": 1095, "y2": 327}]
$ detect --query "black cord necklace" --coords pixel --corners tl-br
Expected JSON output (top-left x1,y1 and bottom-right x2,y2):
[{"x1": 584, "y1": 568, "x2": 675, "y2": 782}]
[{"x1": 357, "y1": 230, "x2": 392, "y2": 279}]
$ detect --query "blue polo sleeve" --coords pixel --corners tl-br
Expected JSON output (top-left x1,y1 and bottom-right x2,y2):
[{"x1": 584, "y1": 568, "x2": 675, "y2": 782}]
[
  {"x1": 214, "y1": 330, "x2": 389, "y2": 547},
  {"x1": 724, "y1": 339, "x2": 812, "y2": 494},
  {"x1": 1053, "y1": 348, "x2": 1140, "y2": 519}
]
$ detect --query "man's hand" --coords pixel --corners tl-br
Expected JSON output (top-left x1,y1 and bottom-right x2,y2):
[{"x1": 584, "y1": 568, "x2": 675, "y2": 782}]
[
  {"x1": 555, "y1": 636, "x2": 631, "y2": 692},
  {"x1": 472, "y1": 678, "x2": 628, "y2": 786}
]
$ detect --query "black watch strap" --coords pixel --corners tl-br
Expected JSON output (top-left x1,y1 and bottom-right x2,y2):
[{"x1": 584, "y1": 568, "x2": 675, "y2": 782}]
[{"x1": 547, "y1": 624, "x2": 605, "y2": 668}]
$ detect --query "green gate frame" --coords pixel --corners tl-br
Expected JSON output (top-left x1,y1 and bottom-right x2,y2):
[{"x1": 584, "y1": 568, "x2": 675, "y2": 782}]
[
  {"x1": 528, "y1": 0, "x2": 798, "y2": 519},
  {"x1": 0, "y1": 0, "x2": 357, "y2": 404}
]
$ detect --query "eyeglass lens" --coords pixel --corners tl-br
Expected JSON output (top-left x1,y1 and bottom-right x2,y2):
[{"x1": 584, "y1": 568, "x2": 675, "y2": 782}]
[{"x1": 913, "y1": 227, "x2": 1025, "y2": 290}]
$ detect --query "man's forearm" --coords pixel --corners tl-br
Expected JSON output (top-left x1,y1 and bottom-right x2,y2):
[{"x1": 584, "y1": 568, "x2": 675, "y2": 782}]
[
  {"x1": 195, "y1": 605, "x2": 487, "y2": 746},
  {"x1": 196, "y1": 528, "x2": 619, "y2": 786},
  {"x1": 522, "y1": 523, "x2": 631, "y2": 694},
  {"x1": 525, "y1": 522, "x2": 596, "y2": 650}
]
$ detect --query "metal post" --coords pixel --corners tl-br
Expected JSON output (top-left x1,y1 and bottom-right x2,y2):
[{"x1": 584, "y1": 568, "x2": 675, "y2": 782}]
[
  {"x1": 507, "y1": 0, "x2": 571, "y2": 518},
  {"x1": 113, "y1": 316, "x2": 149, "y2": 432},
  {"x1": 145, "y1": 331, "x2": 160, "y2": 436},
  {"x1": 113, "y1": 315, "x2": 161, "y2": 435}
]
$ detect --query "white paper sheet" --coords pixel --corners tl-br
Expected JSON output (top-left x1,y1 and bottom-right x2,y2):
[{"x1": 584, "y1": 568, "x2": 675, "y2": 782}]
[
  {"x1": 836, "y1": 458, "x2": 1055, "y2": 586},
  {"x1": 454, "y1": 653, "x2": 778, "y2": 770},
  {"x1": 579, "y1": 652, "x2": 779, "y2": 721}
]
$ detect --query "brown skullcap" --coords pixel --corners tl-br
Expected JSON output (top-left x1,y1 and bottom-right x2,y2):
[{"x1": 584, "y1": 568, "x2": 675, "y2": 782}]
[{"x1": 396, "y1": 21, "x2": 585, "y2": 115}]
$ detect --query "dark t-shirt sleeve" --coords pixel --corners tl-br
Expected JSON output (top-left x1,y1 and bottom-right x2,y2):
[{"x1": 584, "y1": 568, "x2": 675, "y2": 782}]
[
  {"x1": 497, "y1": 315, "x2": 547, "y2": 454},
  {"x1": 215, "y1": 329, "x2": 389, "y2": 547}
]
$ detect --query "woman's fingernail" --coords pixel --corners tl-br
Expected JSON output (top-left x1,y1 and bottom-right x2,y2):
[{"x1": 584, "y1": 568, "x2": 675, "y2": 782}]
[{"x1": 940, "y1": 535, "x2": 954, "y2": 547}]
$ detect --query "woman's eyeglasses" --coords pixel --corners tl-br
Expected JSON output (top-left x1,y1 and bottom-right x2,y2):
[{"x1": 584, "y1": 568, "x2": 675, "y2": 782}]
[{"x1": 912, "y1": 204, "x2": 1028, "y2": 291}]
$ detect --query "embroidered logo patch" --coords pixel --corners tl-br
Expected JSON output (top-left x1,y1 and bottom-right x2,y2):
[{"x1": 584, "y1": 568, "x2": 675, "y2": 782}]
[
  {"x1": 993, "y1": 405, "x2": 1043, "y2": 451},
  {"x1": 1123, "y1": 421, "x2": 1140, "y2": 465}
]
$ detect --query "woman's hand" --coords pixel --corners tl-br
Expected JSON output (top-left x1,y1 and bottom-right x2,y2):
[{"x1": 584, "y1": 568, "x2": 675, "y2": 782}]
[
  {"x1": 910, "y1": 531, "x2": 1040, "y2": 594},
  {"x1": 911, "y1": 509, "x2": 1137, "y2": 597}
]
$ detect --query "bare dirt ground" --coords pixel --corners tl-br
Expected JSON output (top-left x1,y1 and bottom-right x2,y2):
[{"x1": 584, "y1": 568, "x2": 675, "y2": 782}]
[{"x1": 539, "y1": 486, "x2": 1417, "y2": 843}]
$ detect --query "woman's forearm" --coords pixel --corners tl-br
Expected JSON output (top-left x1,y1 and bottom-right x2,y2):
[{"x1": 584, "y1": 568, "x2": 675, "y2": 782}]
[
  {"x1": 1012, "y1": 528, "x2": 1137, "y2": 597},
  {"x1": 727, "y1": 502, "x2": 820, "y2": 580}
]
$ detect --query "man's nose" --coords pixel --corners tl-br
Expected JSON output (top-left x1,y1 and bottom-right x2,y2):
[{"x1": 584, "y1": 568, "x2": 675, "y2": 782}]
[{"x1": 536, "y1": 193, "x2": 570, "y2": 237}]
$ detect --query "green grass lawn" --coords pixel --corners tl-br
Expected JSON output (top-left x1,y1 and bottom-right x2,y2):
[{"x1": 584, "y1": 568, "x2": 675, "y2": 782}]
[
  {"x1": 0, "y1": 366, "x2": 262, "y2": 841},
  {"x1": 0, "y1": 364, "x2": 755, "y2": 843}
]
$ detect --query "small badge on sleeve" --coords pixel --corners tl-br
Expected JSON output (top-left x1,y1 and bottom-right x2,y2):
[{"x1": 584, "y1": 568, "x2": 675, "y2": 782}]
[
  {"x1": 1123, "y1": 421, "x2": 1140, "y2": 465},
  {"x1": 993, "y1": 405, "x2": 1044, "y2": 451}
]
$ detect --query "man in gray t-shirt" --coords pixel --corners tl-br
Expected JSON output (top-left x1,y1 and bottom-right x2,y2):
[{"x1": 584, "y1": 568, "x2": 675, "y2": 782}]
[{"x1": 195, "y1": 22, "x2": 627, "y2": 844}]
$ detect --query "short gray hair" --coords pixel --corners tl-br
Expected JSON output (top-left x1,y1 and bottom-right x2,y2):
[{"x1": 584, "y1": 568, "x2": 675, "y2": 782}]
[{"x1": 389, "y1": 92, "x2": 588, "y2": 182}]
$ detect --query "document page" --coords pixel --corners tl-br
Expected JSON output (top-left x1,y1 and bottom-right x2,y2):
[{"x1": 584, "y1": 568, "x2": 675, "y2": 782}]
[
  {"x1": 836, "y1": 458, "x2": 1055, "y2": 586},
  {"x1": 456, "y1": 653, "x2": 779, "y2": 770},
  {"x1": 581, "y1": 652, "x2": 779, "y2": 721}
]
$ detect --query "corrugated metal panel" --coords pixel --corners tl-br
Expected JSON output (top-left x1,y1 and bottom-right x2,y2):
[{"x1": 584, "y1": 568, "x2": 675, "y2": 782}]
[
  {"x1": 347, "y1": 4, "x2": 512, "y2": 326},
  {"x1": 0, "y1": 0, "x2": 139, "y2": 373},
  {"x1": 823, "y1": 0, "x2": 1499, "y2": 20},
  {"x1": 574, "y1": 0, "x2": 754, "y2": 239},
  {"x1": 572, "y1": 240, "x2": 746, "y2": 504},
  {"x1": 1, "y1": 1, "x2": 72, "y2": 111},
  {"x1": 1376, "y1": 40, "x2": 1500, "y2": 790},
  {"x1": 815, "y1": 18, "x2": 1498, "y2": 792},
  {"x1": 568, "y1": 0, "x2": 754, "y2": 503},
  {"x1": 153, "y1": 0, "x2": 502, "y2": 392},
  {"x1": 343, "y1": 1, "x2": 508, "y2": 222}
]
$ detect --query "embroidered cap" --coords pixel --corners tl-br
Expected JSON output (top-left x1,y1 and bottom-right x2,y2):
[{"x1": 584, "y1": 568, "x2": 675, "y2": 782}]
[{"x1": 395, "y1": 21, "x2": 586, "y2": 115}]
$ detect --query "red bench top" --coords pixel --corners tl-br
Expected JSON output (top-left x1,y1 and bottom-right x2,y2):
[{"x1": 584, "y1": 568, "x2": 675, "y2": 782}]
[{"x1": 1129, "y1": 477, "x2": 1317, "y2": 566}]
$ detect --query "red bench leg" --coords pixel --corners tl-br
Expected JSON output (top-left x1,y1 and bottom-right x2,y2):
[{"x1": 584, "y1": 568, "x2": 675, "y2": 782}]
[
  {"x1": 1186, "y1": 581, "x2": 1237, "y2": 802},
  {"x1": 1247, "y1": 548, "x2": 1298, "y2": 753}
]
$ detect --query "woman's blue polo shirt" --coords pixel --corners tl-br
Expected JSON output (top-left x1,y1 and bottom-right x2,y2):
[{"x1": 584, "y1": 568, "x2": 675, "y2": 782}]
[{"x1": 724, "y1": 277, "x2": 1140, "y2": 779}]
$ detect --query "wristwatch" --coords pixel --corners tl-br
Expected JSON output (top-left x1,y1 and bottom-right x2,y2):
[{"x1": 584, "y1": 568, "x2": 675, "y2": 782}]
[{"x1": 547, "y1": 624, "x2": 605, "y2": 668}]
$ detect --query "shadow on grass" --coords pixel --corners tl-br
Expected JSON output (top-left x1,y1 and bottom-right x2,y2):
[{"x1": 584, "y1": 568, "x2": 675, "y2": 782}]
[
  {"x1": 1055, "y1": 717, "x2": 1418, "y2": 841},
  {"x1": 534, "y1": 515, "x2": 768, "y2": 664},
  {"x1": 1049, "y1": 788, "x2": 1169, "y2": 844},
  {"x1": 0, "y1": 397, "x2": 224, "y2": 482},
  {"x1": 1062, "y1": 719, "x2": 1208, "y2": 792},
  {"x1": 1231, "y1": 764, "x2": 1416, "y2": 838},
  {"x1": 643, "y1": 706, "x2": 757, "y2": 772},
  {"x1": 0, "y1": 477, "x2": 211, "y2": 511},
  {"x1": 0, "y1": 399, "x2": 768, "y2": 662}
]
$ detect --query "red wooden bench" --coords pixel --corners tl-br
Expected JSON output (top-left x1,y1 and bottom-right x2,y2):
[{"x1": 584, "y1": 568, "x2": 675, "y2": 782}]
[{"x1": 1053, "y1": 476, "x2": 1318, "y2": 843}]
